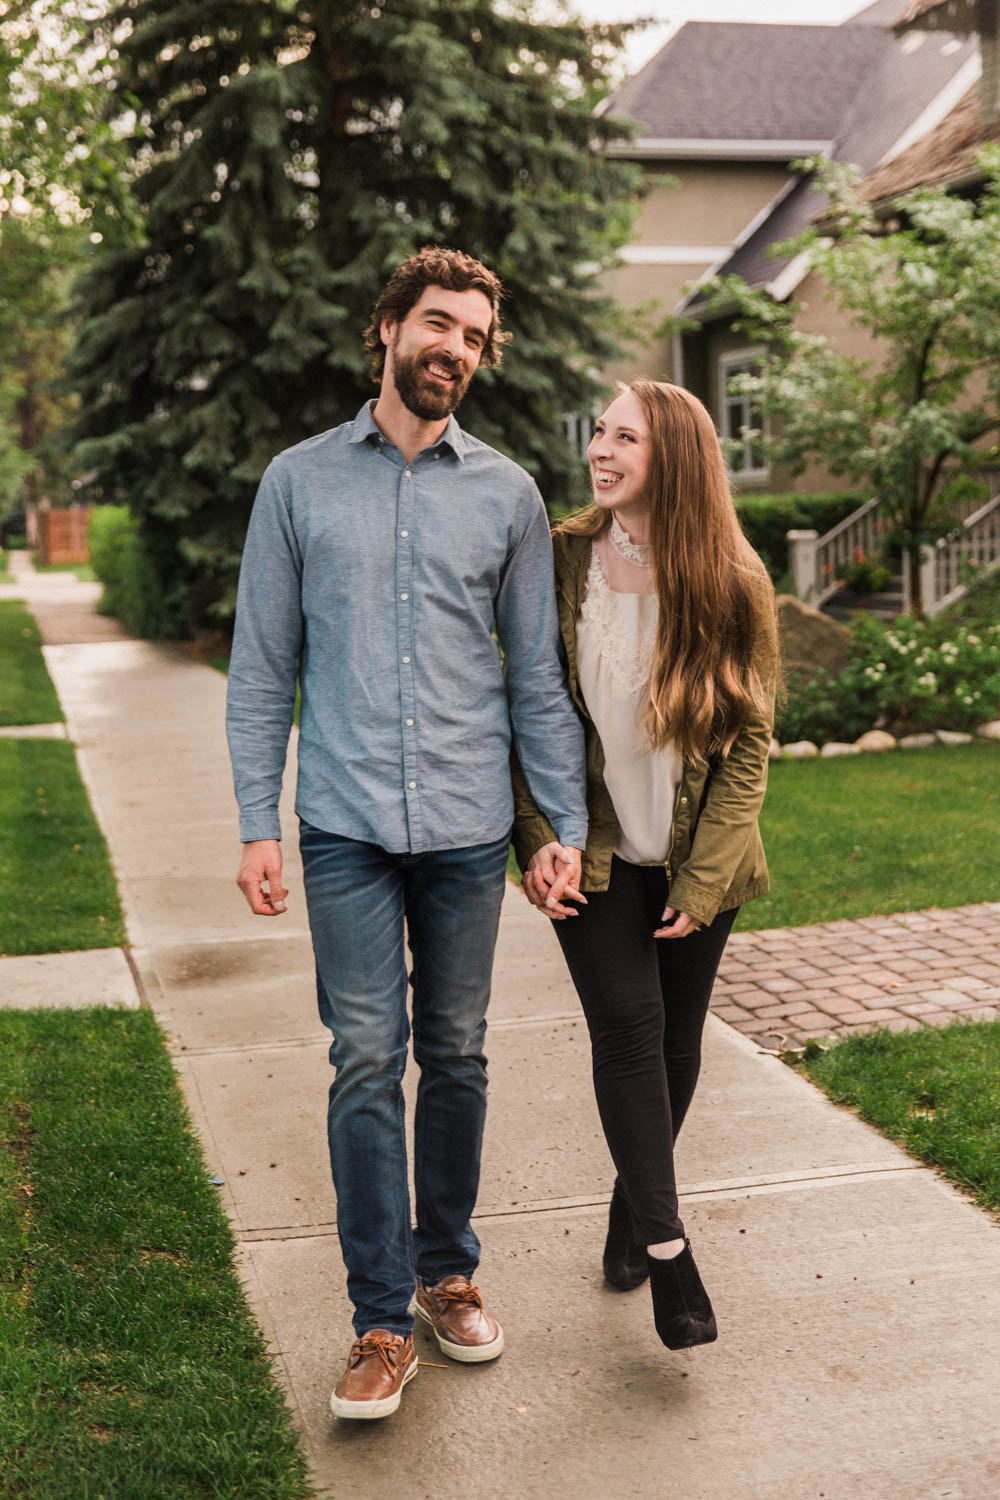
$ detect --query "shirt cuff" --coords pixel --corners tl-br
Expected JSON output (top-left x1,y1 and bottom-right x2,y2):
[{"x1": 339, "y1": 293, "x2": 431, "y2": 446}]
[
  {"x1": 551, "y1": 821, "x2": 588, "y2": 852},
  {"x1": 239, "y1": 813, "x2": 282, "y2": 843}
]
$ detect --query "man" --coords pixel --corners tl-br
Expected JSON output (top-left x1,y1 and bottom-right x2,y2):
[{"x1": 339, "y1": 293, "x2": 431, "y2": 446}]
[{"x1": 226, "y1": 247, "x2": 587, "y2": 1420}]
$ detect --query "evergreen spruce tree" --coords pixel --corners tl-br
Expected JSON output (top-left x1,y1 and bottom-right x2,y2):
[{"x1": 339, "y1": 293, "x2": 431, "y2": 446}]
[{"x1": 70, "y1": 0, "x2": 639, "y2": 634}]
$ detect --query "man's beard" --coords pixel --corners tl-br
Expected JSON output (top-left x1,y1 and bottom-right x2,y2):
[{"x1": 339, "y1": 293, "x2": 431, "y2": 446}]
[{"x1": 392, "y1": 347, "x2": 472, "y2": 421}]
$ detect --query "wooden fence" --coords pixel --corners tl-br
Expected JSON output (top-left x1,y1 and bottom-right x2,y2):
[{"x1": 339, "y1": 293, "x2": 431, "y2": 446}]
[{"x1": 38, "y1": 507, "x2": 91, "y2": 565}]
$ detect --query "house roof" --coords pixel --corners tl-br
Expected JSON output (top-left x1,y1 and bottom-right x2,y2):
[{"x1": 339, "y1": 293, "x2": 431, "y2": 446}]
[
  {"x1": 860, "y1": 85, "x2": 1000, "y2": 201},
  {"x1": 606, "y1": 23, "x2": 883, "y2": 150},
  {"x1": 850, "y1": 0, "x2": 917, "y2": 24},
  {"x1": 660, "y1": 9, "x2": 975, "y2": 314},
  {"x1": 897, "y1": 0, "x2": 977, "y2": 32}
]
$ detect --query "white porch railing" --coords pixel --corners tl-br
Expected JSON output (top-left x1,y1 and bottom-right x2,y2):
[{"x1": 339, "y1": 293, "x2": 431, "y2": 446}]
[
  {"x1": 786, "y1": 467, "x2": 1000, "y2": 609},
  {"x1": 787, "y1": 497, "x2": 882, "y2": 606},
  {"x1": 921, "y1": 491, "x2": 1000, "y2": 616}
]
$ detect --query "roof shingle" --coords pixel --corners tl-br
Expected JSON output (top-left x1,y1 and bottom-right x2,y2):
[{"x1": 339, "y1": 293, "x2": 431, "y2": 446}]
[
  {"x1": 606, "y1": 23, "x2": 885, "y2": 146},
  {"x1": 860, "y1": 86, "x2": 1000, "y2": 200}
]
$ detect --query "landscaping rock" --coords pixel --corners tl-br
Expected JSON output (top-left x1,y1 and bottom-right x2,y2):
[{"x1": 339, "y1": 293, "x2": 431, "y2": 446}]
[
  {"x1": 855, "y1": 729, "x2": 897, "y2": 752},
  {"x1": 768, "y1": 738, "x2": 782, "y2": 761},
  {"x1": 899, "y1": 733, "x2": 937, "y2": 751},
  {"x1": 782, "y1": 740, "x2": 819, "y2": 758},
  {"x1": 974, "y1": 720, "x2": 1000, "y2": 740},
  {"x1": 776, "y1": 595, "x2": 851, "y2": 683},
  {"x1": 935, "y1": 729, "x2": 973, "y2": 746},
  {"x1": 820, "y1": 741, "x2": 861, "y2": 757}
]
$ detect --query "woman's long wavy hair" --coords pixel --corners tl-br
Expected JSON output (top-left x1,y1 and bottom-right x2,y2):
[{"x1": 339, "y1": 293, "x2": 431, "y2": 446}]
[{"x1": 557, "y1": 380, "x2": 777, "y2": 765}]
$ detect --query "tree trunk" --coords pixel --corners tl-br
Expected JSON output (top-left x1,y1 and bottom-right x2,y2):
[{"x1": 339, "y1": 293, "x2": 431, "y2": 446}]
[{"x1": 906, "y1": 543, "x2": 923, "y2": 620}]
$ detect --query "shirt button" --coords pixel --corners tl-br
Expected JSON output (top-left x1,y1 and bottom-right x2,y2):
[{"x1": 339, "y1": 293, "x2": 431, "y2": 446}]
[
  {"x1": 680, "y1": 796, "x2": 688, "y2": 805},
  {"x1": 404, "y1": 469, "x2": 412, "y2": 478},
  {"x1": 402, "y1": 655, "x2": 411, "y2": 664},
  {"x1": 434, "y1": 453, "x2": 440, "y2": 460},
  {"x1": 408, "y1": 781, "x2": 417, "y2": 790},
  {"x1": 400, "y1": 530, "x2": 409, "y2": 538},
  {"x1": 400, "y1": 592, "x2": 408, "y2": 600},
  {"x1": 406, "y1": 718, "x2": 414, "y2": 726}
]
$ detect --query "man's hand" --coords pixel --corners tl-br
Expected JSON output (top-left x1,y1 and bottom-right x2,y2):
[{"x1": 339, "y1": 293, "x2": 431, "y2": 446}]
[
  {"x1": 522, "y1": 843, "x2": 586, "y2": 920},
  {"x1": 237, "y1": 839, "x2": 288, "y2": 916}
]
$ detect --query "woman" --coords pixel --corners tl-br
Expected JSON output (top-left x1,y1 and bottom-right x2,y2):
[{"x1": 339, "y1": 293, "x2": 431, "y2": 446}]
[{"x1": 513, "y1": 380, "x2": 777, "y2": 1351}]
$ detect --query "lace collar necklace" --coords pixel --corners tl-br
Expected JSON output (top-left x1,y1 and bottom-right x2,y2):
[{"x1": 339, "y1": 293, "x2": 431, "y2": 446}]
[{"x1": 610, "y1": 513, "x2": 652, "y2": 568}]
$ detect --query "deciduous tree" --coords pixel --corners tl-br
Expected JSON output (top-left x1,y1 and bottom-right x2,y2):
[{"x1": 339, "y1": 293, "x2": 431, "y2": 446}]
[{"x1": 694, "y1": 153, "x2": 1000, "y2": 615}]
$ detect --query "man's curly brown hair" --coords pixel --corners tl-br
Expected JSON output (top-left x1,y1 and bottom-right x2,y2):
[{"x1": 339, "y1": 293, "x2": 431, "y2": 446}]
[{"x1": 363, "y1": 247, "x2": 511, "y2": 381}]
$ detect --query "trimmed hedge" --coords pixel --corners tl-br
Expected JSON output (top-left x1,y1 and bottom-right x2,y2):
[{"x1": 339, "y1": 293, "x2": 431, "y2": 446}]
[
  {"x1": 734, "y1": 491, "x2": 864, "y2": 585},
  {"x1": 88, "y1": 505, "x2": 172, "y2": 639}
]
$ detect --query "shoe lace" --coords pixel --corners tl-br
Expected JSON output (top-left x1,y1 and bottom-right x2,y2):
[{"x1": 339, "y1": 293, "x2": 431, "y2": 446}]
[
  {"x1": 436, "y1": 1281, "x2": 484, "y2": 1309},
  {"x1": 351, "y1": 1331, "x2": 402, "y2": 1374}
]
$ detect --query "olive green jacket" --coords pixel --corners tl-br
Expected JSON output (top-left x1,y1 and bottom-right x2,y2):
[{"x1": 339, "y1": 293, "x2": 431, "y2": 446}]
[{"x1": 511, "y1": 530, "x2": 776, "y2": 929}]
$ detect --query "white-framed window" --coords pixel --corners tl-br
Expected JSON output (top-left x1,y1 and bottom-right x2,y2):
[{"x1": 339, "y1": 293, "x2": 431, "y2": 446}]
[
  {"x1": 718, "y1": 349, "x2": 768, "y2": 479},
  {"x1": 563, "y1": 408, "x2": 599, "y2": 459}
]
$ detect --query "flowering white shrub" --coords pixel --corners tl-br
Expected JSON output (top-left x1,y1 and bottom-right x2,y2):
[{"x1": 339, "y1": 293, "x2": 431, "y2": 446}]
[{"x1": 778, "y1": 611, "x2": 1000, "y2": 744}]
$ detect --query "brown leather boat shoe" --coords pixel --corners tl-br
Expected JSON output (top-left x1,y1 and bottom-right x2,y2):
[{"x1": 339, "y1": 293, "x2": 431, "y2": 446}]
[
  {"x1": 329, "y1": 1329, "x2": 418, "y2": 1419},
  {"x1": 414, "y1": 1274, "x2": 504, "y2": 1363}
]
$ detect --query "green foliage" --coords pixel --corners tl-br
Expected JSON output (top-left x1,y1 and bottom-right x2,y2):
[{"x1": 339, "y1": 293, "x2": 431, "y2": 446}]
[
  {"x1": 691, "y1": 150, "x2": 1000, "y2": 611},
  {"x1": 733, "y1": 490, "x2": 862, "y2": 583},
  {"x1": 0, "y1": 1, "x2": 138, "y2": 243},
  {"x1": 834, "y1": 550, "x2": 892, "y2": 595},
  {"x1": 88, "y1": 504, "x2": 175, "y2": 637},
  {"x1": 0, "y1": 5, "x2": 140, "y2": 522},
  {"x1": 0, "y1": 1007, "x2": 312, "y2": 1497},
  {"x1": 0, "y1": 217, "x2": 88, "y2": 519},
  {"x1": 744, "y1": 742, "x2": 1000, "y2": 931},
  {"x1": 70, "y1": 0, "x2": 641, "y2": 634},
  {"x1": 0, "y1": 599, "x2": 64, "y2": 724},
  {"x1": 777, "y1": 610, "x2": 1000, "y2": 744},
  {"x1": 946, "y1": 558, "x2": 1000, "y2": 626},
  {"x1": 804, "y1": 1019, "x2": 1000, "y2": 1215},
  {"x1": 0, "y1": 738, "x2": 126, "y2": 954}
]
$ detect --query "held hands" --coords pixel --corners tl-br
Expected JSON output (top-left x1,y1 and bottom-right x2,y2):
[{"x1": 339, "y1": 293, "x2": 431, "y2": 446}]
[
  {"x1": 237, "y1": 839, "x2": 288, "y2": 916},
  {"x1": 522, "y1": 843, "x2": 586, "y2": 920}
]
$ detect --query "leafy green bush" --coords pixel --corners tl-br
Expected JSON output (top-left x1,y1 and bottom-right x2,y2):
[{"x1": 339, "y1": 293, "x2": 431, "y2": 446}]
[
  {"x1": 835, "y1": 549, "x2": 892, "y2": 595},
  {"x1": 734, "y1": 491, "x2": 863, "y2": 584},
  {"x1": 946, "y1": 562, "x2": 1000, "y2": 628},
  {"x1": 778, "y1": 611, "x2": 1000, "y2": 743},
  {"x1": 88, "y1": 505, "x2": 173, "y2": 638}
]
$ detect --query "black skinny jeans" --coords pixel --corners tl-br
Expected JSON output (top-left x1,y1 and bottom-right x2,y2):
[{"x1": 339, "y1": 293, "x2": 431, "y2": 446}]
[{"x1": 555, "y1": 856, "x2": 737, "y2": 1245}]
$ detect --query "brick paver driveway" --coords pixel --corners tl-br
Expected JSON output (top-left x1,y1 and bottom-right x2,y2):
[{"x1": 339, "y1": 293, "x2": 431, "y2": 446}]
[{"x1": 712, "y1": 902, "x2": 1000, "y2": 1049}]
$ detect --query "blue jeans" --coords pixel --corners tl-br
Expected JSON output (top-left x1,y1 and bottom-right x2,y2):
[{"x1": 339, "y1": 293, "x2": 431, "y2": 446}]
[{"x1": 298, "y1": 822, "x2": 510, "y2": 1337}]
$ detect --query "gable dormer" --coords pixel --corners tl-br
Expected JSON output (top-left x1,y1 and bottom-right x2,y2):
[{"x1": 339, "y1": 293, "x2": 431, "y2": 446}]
[{"x1": 898, "y1": 0, "x2": 1000, "y2": 123}]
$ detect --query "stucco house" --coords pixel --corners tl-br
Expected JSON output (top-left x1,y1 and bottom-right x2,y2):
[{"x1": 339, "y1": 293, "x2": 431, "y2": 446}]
[{"x1": 601, "y1": 0, "x2": 978, "y2": 492}]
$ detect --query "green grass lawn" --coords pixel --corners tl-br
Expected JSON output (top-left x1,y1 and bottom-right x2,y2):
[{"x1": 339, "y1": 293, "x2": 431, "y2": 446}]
[
  {"x1": 0, "y1": 599, "x2": 64, "y2": 725},
  {"x1": 0, "y1": 1007, "x2": 313, "y2": 1499},
  {"x1": 741, "y1": 742, "x2": 1000, "y2": 931},
  {"x1": 0, "y1": 739, "x2": 126, "y2": 955},
  {"x1": 803, "y1": 1019, "x2": 1000, "y2": 1216}
]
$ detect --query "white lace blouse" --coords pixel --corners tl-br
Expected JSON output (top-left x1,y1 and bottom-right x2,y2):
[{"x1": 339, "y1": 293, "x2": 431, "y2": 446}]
[{"x1": 575, "y1": 518, "x2": 683, "y2": 866}]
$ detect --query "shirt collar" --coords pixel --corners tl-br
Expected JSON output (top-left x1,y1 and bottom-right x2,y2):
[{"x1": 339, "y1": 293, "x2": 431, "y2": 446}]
[{"x1": 349, "y1": 400, "x2": 469, "y2": 463}]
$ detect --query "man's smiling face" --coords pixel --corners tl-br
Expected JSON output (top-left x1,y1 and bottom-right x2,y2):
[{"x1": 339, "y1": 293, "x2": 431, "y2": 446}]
[{"x1": 382, "y1": 285, "x2": 493, "y2": 421}]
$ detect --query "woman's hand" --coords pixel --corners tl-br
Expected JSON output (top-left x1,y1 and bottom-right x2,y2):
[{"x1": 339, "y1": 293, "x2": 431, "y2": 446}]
[
  {"x1": 654, "y1": 906, "x2": 702, "y2": 940},
  {"x1": 522, "y1": 843, "x2": 586, "y2": 920}
]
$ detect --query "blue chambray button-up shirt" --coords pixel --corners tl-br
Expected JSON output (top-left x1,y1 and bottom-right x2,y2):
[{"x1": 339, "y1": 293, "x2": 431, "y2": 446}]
[{"x1": 226, "y1": 402, "x2": 589, "y2": 854}]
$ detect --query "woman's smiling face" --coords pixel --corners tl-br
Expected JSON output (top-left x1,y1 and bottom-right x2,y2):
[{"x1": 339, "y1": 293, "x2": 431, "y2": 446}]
[{"x1": 587, "y1": 389, "x2": 652, "y2": 520}]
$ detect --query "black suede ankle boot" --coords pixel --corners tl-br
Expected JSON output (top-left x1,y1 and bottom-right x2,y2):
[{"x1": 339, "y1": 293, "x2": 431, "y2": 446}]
[
  {"x1": 647, "y1": 1240, "x2": 718, "y2": 1349},
  {"x1": 603, "y1": 1182, "x2": 648, "y2": 1291}
]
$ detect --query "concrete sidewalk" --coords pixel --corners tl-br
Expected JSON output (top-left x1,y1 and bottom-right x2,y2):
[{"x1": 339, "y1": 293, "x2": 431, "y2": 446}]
[{"x1": 22, "y1": 568, "x2": 1000, "y2": 1499}]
